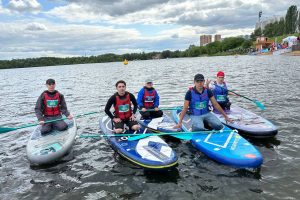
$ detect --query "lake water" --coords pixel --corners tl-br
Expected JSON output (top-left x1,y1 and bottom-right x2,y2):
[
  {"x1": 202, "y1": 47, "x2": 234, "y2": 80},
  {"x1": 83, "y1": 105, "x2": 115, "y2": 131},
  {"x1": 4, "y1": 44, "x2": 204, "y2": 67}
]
[{"x1": 0, "y1": 56, "x2": 299, "y2": 200}]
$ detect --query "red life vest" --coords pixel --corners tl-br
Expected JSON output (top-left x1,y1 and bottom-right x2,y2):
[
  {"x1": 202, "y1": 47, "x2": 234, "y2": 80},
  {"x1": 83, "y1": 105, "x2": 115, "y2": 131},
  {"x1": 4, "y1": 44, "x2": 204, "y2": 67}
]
[
  {"x1": 43, "y1": 92, "x2": 61, "y2": 116},
  {"x1": 114, "y1": 93, "x2": 132, "y2": 120},
  {"x1": 143, "y1": 89, "x2": 156, "y2": 109}
]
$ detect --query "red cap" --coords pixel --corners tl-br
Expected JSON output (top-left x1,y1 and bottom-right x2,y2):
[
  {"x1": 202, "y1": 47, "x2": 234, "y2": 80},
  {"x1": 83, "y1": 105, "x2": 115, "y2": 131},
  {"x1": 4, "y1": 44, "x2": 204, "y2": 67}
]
[{"x1": 216, "y1": 71, "x2": 225, "y2": 77}]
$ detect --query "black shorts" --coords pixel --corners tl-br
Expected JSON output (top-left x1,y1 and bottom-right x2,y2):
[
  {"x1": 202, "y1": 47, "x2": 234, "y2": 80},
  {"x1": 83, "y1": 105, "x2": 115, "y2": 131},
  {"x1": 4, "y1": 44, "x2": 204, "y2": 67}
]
[{"x1": 113, "y1": 119, "x2": 138, "y2": 130}]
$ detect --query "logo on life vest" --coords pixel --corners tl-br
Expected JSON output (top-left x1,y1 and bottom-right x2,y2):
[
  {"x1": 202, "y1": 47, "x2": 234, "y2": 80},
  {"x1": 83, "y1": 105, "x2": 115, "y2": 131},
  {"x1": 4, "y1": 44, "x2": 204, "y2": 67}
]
[
  {"x1": 118, "y1": 104, "x2": 129, "y2": 112},
  {"x1": 195, "y1": 101, "x2": 207, "y2": 110},
  {"x1": 217, "y1": 95, "x2": 226, "y2": 102},
  {"x1": 145, "y1": 96, "x2": 154, "y2": 102},
  {"x1": 46, "y1": 100, "x2": 58, "y2": 107}
]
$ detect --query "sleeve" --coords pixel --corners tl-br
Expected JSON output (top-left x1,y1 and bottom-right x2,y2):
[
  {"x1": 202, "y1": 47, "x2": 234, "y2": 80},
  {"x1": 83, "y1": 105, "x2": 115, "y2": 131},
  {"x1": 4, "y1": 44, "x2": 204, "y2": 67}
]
[
  {"x1": 130, "y1": 93, "x2": 138, "y2": 114},
  {"x1": 105, "y1": 95, "x2": 115, "y2": 119},
  {"x1": 209, "y1": 83, "x2": 215, "y2": 90},
  {"x1": 136, "y1": 88, "x2": 144, "y2": 108},
  {"x1": 35, "y1": 93, "x2": 45, "y2": 121},
  {"x1": 154, "y1": 90, "x2": 160, "y2": 107},
  {"x1": 184, "y1": 90, "x2": 192, "y2": 101},
  {"x1": 207, "y1": 89, "x2": 214, "y2": 98},
  {"x1": 59, "y1": 94, "x2": 70, "y2": 117}
]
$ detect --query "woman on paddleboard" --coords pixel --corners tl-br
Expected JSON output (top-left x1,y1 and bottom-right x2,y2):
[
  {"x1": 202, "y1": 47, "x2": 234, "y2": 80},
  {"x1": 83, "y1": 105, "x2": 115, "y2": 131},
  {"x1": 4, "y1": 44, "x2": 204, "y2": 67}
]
[
  {"x1": 174, "y1": 74, "x2": 233, "y2": 131},
  {"x1": 35, "y1": 79, "x2": 73, "y2": 135},
  {"x1": 104, "y1": 80, "x2": 140, "y2": 134}
]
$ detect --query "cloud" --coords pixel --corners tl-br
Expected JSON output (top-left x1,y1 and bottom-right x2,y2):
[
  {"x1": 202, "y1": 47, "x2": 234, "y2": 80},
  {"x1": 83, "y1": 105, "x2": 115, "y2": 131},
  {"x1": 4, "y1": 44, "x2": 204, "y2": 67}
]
[
  {"x1": 7, "y1": 0, "x2": 41, "y2": 13},
  {"x1": 25, "y1": 22, "x2": 47, "y2": 31}
]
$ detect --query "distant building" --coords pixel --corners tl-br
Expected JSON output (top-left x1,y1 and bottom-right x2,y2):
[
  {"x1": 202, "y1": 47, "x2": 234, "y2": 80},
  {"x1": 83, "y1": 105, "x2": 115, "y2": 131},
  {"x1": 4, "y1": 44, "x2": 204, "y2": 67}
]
[
  {"x1": 214, "y1": 34, "x2": 221, "y2": 42},
  {"x1": 200, "y1": 35, "x2": 212, "y2": 46},
  {"x1": 255, "y1": 36, "x2": 273, "y2": 52}
]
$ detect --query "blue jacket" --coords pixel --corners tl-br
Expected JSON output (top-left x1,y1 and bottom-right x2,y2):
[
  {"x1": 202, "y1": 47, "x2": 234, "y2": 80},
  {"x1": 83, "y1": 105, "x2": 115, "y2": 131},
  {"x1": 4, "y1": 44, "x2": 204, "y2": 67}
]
[{"x1": 137, "y1": 87, "x2": 160, "y2": 108}]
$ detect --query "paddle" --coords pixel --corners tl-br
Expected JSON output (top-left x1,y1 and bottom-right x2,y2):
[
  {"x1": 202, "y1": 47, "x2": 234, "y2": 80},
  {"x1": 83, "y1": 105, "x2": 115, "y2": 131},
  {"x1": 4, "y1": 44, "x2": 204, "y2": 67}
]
[
  {"x1": 80, "y1": 130, "x2": 233, "y2": 141},
  {"x1": 0, "y1": 111, "x2": 99, "y2": 134},
  {"x1": 139, "y1": 107, "x2": 182, "y2": 112},
  {"x1": 128, "y1": 129, "x2": 235, "y2": 141},
  {"x1": 213, "y1": 84, "x2": 265, "y2": 110}
]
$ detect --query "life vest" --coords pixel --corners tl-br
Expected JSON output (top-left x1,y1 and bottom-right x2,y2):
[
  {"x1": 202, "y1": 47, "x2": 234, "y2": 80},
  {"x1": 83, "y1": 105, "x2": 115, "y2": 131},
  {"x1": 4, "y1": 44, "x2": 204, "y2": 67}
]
[
  {"x1": 43, "y1": 92, "x2": 61, "y2": 116},
  {"x1": 189, "y1": 87, "x2": 209, "y2": 115},
  {"x1": 213, "y1": 81, "x2": 228, "y2": 103},
  {"x1": 114, "y1": 93, "x2": 132, "y2": 120},
  {"x1": 143, "y1": 88, "x2": 156, "y2": 108}
]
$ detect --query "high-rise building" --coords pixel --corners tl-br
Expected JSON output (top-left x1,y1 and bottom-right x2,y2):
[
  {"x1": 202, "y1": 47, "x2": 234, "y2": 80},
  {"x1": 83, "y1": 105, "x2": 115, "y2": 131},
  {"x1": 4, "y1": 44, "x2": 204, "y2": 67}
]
[
  {"x1": 200, "y1": 35, "x2": 212, "y2": 46},
  {"x1": 214, "y1": 34, "x2": 221, "y2": 42}
]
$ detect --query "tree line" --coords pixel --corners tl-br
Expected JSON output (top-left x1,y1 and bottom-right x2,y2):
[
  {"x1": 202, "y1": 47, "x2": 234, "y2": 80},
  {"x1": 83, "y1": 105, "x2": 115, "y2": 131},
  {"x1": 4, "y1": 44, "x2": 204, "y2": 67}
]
[
  {"x1": 251, "y1": 5, "x2": 300, "y2": 39},
  {"x1": 0, "y1": 36, "x2": 252, "y2": 69}
]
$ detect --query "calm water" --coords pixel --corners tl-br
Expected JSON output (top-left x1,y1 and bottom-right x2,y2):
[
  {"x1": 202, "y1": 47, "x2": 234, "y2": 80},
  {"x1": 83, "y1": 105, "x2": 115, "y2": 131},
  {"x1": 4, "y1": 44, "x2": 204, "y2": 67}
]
[{"x1": 0, "y1": 56, "x2": 299, "y2": 200}]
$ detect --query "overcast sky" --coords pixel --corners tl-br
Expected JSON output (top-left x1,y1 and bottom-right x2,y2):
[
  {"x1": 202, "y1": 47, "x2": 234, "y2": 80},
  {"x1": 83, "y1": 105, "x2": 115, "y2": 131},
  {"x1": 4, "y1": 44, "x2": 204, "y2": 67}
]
[{"x1": 0, "y1": 0, "x2": 299, "y2": 60}]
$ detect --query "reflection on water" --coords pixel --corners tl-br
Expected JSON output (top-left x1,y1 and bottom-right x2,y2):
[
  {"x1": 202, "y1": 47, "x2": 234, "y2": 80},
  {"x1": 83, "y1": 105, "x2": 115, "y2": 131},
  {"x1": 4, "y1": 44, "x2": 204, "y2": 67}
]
[{"x1": 0, "y1": 56, "x2": 300, "y2": 199}]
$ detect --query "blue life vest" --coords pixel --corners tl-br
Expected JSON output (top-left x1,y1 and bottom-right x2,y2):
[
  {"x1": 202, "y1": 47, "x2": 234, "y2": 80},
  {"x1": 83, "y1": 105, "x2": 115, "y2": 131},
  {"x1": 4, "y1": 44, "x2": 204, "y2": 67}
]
[
  {"x1": 213, "y1": 82, "x2": 229, "y2": 103},
  {"x1": 190, "y1": 88, "x2": 209, "y2": 116}
]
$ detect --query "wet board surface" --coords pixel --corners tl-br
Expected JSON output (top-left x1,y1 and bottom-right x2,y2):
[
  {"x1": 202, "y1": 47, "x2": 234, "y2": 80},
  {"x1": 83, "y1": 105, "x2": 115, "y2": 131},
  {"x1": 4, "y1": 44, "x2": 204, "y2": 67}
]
[
  {"x1": 213, "y1": 105, "x2": 278, "y2": 138},
  {"x1": 26, "y1": 118, "x2": 77, "y2": 165},
  {"x1": 99, "y1": 116, "x2": 178, "y2": 169},
  {"x1": 172, "y1": 109, "x2": 263, "y2": 168}
]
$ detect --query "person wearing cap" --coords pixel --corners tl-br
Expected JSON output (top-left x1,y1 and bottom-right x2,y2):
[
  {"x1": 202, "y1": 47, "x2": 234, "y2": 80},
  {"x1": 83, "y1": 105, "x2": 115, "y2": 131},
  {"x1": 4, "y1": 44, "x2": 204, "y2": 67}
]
[
  {"x1": 35, "y1": 79, "x2": 73, "y2": 135},
  {"x1": 137, "y1": 79, "x2": 163, "y2": 119},
  {"x1": 104, "y1": 80, "x2": 140, "y2": 134},
  {"x1": 174, "y1": 74, "x2": 233, "y2": 131},
  {"x1": 206, "y1": 71, "x2": 232, "y2": 110}
]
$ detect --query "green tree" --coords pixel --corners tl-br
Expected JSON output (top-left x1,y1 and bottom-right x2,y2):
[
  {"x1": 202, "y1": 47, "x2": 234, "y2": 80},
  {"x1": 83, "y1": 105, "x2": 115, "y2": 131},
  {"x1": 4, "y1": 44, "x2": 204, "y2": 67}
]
[{"x1": 285, "y1": 5, "x2": 298, "y2": 34}]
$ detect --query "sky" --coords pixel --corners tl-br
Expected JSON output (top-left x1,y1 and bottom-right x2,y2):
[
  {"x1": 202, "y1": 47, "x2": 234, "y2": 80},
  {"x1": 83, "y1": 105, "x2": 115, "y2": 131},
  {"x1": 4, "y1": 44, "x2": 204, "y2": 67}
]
[{"x1": 0, "y1": 0, "x2": 299, "y2": 60}]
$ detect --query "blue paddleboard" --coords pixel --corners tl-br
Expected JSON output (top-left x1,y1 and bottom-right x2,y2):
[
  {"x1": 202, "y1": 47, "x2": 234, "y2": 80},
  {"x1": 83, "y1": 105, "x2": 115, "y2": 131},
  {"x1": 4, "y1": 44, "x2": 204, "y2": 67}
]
[
  {"x1": 212, "y1": 105, "x2": 278, "y2": 138},
  {"x1": 172, "y1": 109, "x2": 263, "y2": 168},
  {"x1": 99, "y1": 116, "x2": 178, "y2": 169}
]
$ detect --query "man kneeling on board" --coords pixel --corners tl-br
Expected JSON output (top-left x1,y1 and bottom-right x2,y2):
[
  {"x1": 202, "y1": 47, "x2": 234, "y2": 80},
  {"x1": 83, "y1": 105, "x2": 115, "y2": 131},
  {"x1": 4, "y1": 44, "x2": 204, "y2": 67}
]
[{"x1": 35, "y1": 79, "x2": 73, "y2": 135}]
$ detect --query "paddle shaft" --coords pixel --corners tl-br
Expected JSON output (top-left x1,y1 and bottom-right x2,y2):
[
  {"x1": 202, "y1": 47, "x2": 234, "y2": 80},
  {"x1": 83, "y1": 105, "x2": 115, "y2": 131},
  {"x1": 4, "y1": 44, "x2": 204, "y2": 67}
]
[
  {"x1": 139, "y1": 107, "x2": 182, "y2": 111},
  {"x1": 80, "y1": 129, "x2": 233, "y2": 138},
  {"x1": 0, "y1": 111, "x2": 98, "y2": 133}
]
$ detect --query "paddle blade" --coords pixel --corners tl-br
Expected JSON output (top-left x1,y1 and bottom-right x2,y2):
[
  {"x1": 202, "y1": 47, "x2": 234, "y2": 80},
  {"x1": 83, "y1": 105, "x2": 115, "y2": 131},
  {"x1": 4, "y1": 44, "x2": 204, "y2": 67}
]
[
  {"x1": 254, "y1": 100, "x2": 265, "y2": 110},
  {"x1": 170, "y1": 134, "x2": 192, "y2": 140},
  {"x1": 128, "y1": 134, "x2": 151, "y2": 141},
  {"x1": 0, "y1": 127, "x2": 17, "y2": 134}
]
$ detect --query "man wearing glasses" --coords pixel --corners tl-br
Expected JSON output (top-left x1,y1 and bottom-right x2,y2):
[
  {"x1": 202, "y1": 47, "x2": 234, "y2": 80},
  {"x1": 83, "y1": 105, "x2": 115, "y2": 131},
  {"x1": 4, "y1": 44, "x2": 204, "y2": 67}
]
[
  {"x1": 105, "y1": 80, "x2": 140, "y2": 134},
  {"x1": 35, "y1": 79, "x2": 73, "y2": 134},
  {"x1": 137, "y1": 79, "x2": 163, "y2": 119},
  {"x1": 174, "y1": 74, "x2": 232, "y2": 131}
]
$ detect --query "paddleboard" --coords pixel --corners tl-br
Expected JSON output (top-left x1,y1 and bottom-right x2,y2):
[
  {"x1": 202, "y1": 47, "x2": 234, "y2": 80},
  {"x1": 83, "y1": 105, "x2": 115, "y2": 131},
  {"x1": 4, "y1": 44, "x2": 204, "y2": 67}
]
[
  {"x1": 212, "y1": 105, "x2": 278, "y2": 138},
  {"x1": 26, "y1": 118, "x2": 77, "y2": 165},
  {"x1": 99, "y1": 116, "x2": 178, "y2": 169},
  {"x1": 172, "y1": 109, "x2": 263, "y2": 168}
]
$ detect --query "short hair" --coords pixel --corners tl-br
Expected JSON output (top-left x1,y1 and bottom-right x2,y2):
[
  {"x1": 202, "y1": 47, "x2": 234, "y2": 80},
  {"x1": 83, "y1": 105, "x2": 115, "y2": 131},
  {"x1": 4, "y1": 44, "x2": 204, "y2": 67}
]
[{"x1": 115, "y1": 80, "x2": 126, "y2": 87}]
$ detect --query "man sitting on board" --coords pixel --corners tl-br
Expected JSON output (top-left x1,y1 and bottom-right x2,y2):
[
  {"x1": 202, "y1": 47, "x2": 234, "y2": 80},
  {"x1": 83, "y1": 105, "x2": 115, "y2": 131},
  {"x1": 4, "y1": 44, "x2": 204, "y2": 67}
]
[
  {"x1": 174, "y1": 74, "x2": 233, "y2": 131},
  {"x1": 137, "y1": 79, "x2": 163, "y2": 119},
  {"x1": 105, "y1": 80, "x2": 140, "y2": 134}
]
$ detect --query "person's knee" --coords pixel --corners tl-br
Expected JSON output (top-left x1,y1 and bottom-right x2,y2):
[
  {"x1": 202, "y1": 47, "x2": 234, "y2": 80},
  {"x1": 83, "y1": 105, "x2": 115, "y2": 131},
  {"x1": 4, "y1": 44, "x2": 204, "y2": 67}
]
[
  {"x1": 131, "y1": 124, "x2": 140, "y2": 131},
  {"x1": 56, "y1": 123, "x2": 68, "y2": 131},
  {"x1": 142, "y1": 112, "x2": 151, "y2": 119},
  {"x1": 41, "y1": 126, "x2": 52, "y2": 134},
  {"x1": 114, "y1": 128, "x2": 124, "y2": 134}
]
